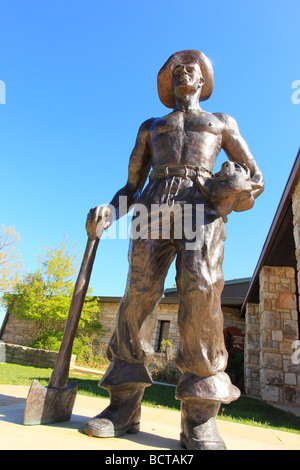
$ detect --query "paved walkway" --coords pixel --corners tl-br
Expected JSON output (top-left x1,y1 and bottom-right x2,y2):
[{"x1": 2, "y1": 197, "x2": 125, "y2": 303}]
[{"x1": 0, "y1": 384, "x2": 300, "y2": 451}]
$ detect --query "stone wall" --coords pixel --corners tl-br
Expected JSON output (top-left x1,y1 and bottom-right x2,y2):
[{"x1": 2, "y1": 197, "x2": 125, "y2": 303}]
[
  {"x1": 244, "y1": 302, "x2": 260, "y2": 397},
  {"x1": 223, "y1": 306, "x2": 245, "y2": 334},
  {"x1": 1, "y1": 297, "x2": 243, "y2": 366},
  {"x1": 292, "y1": 178, "x2": 300, "y2": 292},
  {"x1": 259, "y1": 266, "x2": 300, "y2": 405},
  {"x1": 91, "y1": 298, "x2": 183, "y2": 354},
  {"x1": 1, "y1": 342, "x2": 76, "y2": 369},
  {"x1": 95, "y1": 300, "x2": 120, "y2": 348},
  {"x1": 153, "y1": 301, "x2": 181, "y2": 352},
  {"x1": 1, "y1": 313, "x2": 39, "y2": 346},
  {"x1": 94, "y1": 299, "x2": 242, "y2": 354}
]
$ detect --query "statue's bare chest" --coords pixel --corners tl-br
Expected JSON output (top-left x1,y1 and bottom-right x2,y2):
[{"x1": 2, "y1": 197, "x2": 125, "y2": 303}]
[{"x1": 149, "y1": 111, "x2": 223, "y2": 146}]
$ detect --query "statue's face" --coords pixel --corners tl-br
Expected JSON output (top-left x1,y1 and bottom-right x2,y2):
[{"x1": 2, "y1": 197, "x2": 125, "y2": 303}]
[{"x1": 172, "y1": 61, "x2": 204, "y2": 96}]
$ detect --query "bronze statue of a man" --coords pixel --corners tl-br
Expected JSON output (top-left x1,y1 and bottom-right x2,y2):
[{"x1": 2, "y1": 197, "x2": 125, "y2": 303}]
[{"x1": 84, "y1": 50, "x2": 264, "y2": 450}]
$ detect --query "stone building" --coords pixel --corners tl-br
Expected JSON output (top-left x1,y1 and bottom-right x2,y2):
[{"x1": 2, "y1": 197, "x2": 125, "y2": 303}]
[
  {"x1": 0, "y1": 277, "x2": 247, "y2": 366},
  {"x1": 242, "y1": 148, "x2": 300, "y2": 408},
  {"x1": 95, "y1": 277, "x2": 247, "y2": 356}
]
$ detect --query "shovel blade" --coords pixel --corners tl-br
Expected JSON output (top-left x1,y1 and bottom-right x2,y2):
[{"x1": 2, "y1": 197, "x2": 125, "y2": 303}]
[{"x1": 23, "y1": 379, "x2": 78, "y2": 425}]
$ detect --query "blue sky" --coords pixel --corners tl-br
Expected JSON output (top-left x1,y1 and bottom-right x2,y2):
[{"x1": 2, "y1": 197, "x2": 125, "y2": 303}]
[{"x1": 1, "y1": 0, "x2": 300, "y2": 327}]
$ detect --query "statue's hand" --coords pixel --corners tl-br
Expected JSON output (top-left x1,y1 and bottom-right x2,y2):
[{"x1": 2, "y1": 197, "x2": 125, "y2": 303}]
[
  {"x1": 86, "y1": 206, "x2": 114, "y2": 239},
  {"x1": 250, "y1": 171, "x2": 265, "y2": 199}
]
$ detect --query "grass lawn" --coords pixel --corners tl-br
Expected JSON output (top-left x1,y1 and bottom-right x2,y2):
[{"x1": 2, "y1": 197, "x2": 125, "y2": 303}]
[{"x1": 1, "y1": 363, "x2": 300, "y2": 435}]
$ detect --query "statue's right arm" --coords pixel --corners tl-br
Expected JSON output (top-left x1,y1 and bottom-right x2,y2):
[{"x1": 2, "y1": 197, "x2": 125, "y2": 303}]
[
  {"x1": 109, "y1": 118, "x2": 153, "y2": 220},
  {"x1": 86, "y1": 119, "x2": 153, "y2": 238}
]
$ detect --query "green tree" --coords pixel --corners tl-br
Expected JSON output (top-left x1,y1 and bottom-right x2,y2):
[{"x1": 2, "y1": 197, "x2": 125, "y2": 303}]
[
  {"x1": 0, "y1": 225, "x2": 23, "y2": 294},
  {"x1": 2, "y1": 237, "x2": 102, "y2": 349}
]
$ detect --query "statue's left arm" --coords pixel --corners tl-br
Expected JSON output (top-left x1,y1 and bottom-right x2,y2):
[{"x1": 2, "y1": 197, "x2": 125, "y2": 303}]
[{"x1": 216, "y1": 113, "x2": 264, "y2": 199}]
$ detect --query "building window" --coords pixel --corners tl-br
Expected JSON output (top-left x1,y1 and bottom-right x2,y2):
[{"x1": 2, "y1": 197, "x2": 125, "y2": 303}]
[{"x1": 156, "y1": 320, "x2": 170, "y2": 352}]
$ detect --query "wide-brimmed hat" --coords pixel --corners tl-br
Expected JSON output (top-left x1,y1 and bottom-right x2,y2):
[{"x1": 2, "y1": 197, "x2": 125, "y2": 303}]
[{"x1": 157, "y1": 50, "x2": 214, "y2": 108}]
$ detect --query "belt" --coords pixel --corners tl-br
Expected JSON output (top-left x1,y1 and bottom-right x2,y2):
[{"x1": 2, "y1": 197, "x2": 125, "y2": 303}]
[{"x1": 149, "y1": 165, "x2": 213, "y2": 181}]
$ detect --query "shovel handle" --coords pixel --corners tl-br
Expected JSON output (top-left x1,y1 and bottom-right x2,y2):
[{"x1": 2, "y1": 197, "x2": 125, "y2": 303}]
[{"x1": 49, "y1": 236, "x2": 99, "y2": 389}]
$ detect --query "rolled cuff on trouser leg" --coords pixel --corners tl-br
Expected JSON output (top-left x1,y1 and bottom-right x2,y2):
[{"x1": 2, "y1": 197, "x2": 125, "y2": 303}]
[
  {"x1": 175, "y1": 371, "x2": 240, "y2": 404},
  {"x1": 98, "y1": 359, "x2": 153, "y2": 391}
]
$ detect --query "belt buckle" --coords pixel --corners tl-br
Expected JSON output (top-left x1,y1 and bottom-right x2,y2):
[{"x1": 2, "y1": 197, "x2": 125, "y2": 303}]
[
  {"x1": 164, "y1": 166, "x2": 169, "y2": 177},
  {"x1": 184, "y1": 165, "x2": 188, "y2": 178}
]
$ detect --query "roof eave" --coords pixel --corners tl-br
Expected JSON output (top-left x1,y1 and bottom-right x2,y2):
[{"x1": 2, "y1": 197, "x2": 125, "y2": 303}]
[{"x1": 240, "y1": 146, "x2": 300, "y2": 316}]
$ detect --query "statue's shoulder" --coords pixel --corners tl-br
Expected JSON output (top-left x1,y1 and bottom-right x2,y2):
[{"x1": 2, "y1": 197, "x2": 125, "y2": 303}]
[
  {"x1": 140, "y1": 113, "x2": 175, "y2": 132},
  {"x1": 213, "y1": 112, "x2": 239, "y2": 134},
  {"x1": 136, "y1": 117, "x2": 158, "y2": 137}
]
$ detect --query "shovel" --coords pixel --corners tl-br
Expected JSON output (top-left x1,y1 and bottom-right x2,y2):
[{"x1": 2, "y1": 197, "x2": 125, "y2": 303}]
[{"x1": 23, "y1": 209, "x2": 105, "y2": 425}]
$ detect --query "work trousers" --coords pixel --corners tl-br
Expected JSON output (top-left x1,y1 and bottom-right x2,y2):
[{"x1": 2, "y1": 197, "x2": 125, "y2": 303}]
[{"x1": 100, "y1": 177, "x2": 239, "y2": 403}]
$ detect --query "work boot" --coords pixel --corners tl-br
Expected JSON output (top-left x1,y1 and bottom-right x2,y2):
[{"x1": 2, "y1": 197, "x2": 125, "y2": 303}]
[
  {"x1": 83, "y1": 383, "x2": 145, "y2": 438},
  {"x1": 179, "y1": 397, "x2": 226, "y2": 450},
  {"x1": 175, "y1": 371, "x2": 240, "y2": 450}
]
